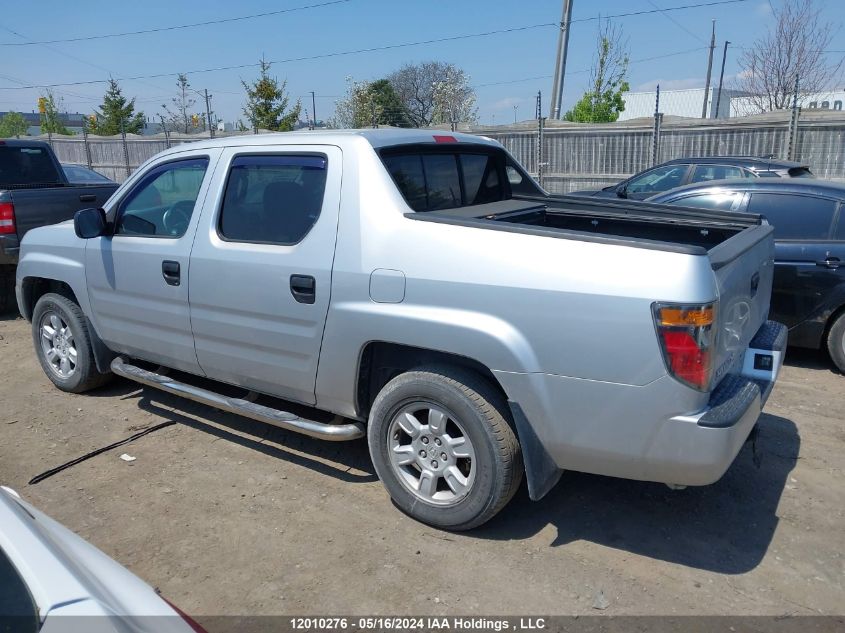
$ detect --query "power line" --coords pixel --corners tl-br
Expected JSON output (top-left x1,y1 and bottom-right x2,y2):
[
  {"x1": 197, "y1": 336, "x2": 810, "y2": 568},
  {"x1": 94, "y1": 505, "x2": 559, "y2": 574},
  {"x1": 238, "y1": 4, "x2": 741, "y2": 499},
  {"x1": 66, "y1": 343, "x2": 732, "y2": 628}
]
[
  {"x1": 0, "y1": 23, "x2": 558, "y2": 90},
  {"x1": 474, "y1": 46, "x2": 708, "y2": 89},
  {"x1": 0, "y1": 0, "x2": 352, "y2": 46},
  {"x1": 570, "y1": 0, "x2": 753, "y2": 24},
  {"x1": 645, "y1": 0, "x2": 707, "y2": 44}
]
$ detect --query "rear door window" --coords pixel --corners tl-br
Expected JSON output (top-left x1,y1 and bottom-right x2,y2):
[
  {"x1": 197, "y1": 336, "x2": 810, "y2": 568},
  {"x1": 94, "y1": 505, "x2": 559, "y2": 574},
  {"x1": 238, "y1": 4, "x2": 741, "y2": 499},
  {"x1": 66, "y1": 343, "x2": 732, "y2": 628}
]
[
  {"x1": 219, "y1": 154, "x2": 327, "y2": 245},
  {"x1": 691, "y1": 165, "x2": 752, "y2": 183},
  {"x1": 746, "y1": 193, "x2": 836, "y2": 240},
  {"x1": 834, "y1": 204, "x2": 845, "y2": 240}
]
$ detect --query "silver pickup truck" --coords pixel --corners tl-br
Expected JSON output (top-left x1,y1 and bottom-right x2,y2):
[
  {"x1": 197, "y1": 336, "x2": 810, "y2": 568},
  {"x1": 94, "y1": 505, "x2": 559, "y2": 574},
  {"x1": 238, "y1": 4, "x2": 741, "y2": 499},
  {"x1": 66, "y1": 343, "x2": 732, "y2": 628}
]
[{"x1": 16, "y1": 129, "x2": 786, "y2": 530}]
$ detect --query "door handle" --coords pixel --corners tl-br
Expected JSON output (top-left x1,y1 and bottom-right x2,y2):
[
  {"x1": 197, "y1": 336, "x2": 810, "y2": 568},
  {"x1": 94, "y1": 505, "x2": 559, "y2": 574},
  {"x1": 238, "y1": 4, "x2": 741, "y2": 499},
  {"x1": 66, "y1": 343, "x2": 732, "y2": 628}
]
[
  {"x1": 162, "y1": 260, "x2": 181, "y2": 286},
  {"x1": 816, "y1": 257, "x2": 841, "y2": 269},
  {"x1": 290, "y1": 274, "x2": 316, "y2": 304},
  {"x1": 79, "y1": 194, "x2": 97, "y2": 202}
]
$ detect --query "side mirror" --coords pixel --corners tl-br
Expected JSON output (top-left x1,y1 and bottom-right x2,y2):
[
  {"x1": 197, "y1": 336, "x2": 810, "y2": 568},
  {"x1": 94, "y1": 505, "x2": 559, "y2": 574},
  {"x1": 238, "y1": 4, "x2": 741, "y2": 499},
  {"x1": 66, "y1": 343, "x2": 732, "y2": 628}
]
[
  {"x1": 616, "y1": 185, "x2": 628, "y2": 199},
  {"x1": 74, "y1": 207, "x2": 107, "y2": 239}
]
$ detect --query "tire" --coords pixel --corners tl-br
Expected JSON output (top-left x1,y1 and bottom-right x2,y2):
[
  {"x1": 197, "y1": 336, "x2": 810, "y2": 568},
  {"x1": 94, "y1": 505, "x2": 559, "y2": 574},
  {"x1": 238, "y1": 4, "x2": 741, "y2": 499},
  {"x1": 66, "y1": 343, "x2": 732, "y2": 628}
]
[
  {"x1": 0, "y1": 272, "x2": 13, "y2": 314},
  {"x1": 367, "y1": 365, "x2": 523, "y2": 531},
  {"x1": 827, "y1": 311, "x2": 845, "y2": 374},
  {"x1": 31, "y1": 293, "x2": 112, "y2": 393}
]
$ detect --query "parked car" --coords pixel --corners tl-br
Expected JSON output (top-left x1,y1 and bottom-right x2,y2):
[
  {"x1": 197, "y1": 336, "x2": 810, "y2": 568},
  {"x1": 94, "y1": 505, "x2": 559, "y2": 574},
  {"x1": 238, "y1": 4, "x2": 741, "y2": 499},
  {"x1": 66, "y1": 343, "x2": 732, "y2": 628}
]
[
  {"x1": 16, "y1": 130, "x2": 785, "y2": 530},
  {"x1": 0, "y1": 140, "x2": 119, "y2": 311},
  {"x1": 572, "y1": 156, "x2": 814, "y2": 200},
  {"x1": 0, "y1": 486, "x2": 205, "y2": 632},
  {"x1": 649, "y1": 179, "x2": 845, "y2": 372},
  {"x1": 61, "y1": 163, "x2": 115, "y2": 185}
]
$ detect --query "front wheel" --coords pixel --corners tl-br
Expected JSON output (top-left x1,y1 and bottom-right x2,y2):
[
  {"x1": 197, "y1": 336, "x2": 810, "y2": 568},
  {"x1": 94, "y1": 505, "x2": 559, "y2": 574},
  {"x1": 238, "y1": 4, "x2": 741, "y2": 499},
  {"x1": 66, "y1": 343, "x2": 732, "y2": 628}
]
[
  {"x1": 31, "y1": 293, "x2": 112, "y2": 393},
  {"x1": 827, "y1": 312, "x2": 845, "y2": 374},
  {"x1": 367, "y1": 366, "x2": 523, "y2": 531}
]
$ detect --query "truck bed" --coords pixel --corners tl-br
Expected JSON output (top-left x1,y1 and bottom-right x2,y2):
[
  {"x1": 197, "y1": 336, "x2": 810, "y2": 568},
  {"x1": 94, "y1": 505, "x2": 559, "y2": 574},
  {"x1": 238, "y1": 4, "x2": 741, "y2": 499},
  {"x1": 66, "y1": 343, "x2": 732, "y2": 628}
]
[{"x1": 406, "y1": 196, "x2": 762, "y2": 258}]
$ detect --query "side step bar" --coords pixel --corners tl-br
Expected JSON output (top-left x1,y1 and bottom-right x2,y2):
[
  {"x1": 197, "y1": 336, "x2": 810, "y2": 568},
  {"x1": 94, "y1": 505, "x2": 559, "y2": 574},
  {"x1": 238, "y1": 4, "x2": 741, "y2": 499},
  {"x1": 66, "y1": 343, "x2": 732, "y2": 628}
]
[{"x1": 110, "y1": 357, "x2": 365, "y2": 442}]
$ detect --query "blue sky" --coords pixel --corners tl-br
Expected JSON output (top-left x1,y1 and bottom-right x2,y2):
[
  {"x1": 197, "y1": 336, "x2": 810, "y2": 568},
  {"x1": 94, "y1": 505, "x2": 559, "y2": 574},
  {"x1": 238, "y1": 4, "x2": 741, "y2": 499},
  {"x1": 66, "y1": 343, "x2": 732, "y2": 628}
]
[{"x1": 1, "y1": 0, "x2": 843, "y2": 125}]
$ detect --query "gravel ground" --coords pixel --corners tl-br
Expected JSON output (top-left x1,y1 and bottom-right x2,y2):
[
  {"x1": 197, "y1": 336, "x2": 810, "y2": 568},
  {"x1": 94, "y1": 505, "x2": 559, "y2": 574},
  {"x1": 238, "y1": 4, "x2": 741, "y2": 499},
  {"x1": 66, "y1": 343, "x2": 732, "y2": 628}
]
[{"x1": 1, "y1": 311, "x2": 843, "y2": 618}]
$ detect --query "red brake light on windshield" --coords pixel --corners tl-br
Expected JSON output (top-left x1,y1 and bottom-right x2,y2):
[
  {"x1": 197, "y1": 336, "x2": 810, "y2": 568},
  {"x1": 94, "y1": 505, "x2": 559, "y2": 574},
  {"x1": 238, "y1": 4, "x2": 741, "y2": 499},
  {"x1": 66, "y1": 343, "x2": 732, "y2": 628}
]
[
  {"x1": 0, "y1": 202, "x2": 15, "y2": 235},
  {"x1": 433, "y1": 135, "x2": 457, "y2": 143},
  {"x1": 653, "y1": 302, "x2": 716, "y2": 391}
]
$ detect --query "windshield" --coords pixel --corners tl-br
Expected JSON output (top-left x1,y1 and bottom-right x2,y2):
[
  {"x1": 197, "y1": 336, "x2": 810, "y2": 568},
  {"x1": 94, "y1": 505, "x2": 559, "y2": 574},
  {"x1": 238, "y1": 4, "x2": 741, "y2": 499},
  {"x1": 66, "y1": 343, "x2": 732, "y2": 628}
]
[{"x1": 0, "y1": 545, "x2": 39, "y2": 633}]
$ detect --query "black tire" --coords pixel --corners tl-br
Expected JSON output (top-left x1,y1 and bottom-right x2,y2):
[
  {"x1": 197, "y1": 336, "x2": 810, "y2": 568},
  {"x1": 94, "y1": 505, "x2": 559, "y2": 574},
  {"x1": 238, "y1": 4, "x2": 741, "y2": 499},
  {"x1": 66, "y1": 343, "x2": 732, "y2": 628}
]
[
  {"x1": 367, "y1": 365, "x2": 523, "y2": 531},
  {"x1": 31, "y1": 292, "x2": 112, "y2": 393},
  {"x1": 0, "y1": 271, "x2": 13, "y2": 314},
  {"x1": 827, "y1": 311, "x2": 845, "y2": 374}
]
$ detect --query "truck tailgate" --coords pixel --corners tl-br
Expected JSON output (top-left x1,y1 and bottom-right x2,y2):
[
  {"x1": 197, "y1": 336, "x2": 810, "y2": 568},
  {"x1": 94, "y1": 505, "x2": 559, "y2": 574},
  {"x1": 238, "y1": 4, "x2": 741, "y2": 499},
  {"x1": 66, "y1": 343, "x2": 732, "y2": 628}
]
[{"x1": 709, "y1": 223, "x2": 776, "y2": 385}]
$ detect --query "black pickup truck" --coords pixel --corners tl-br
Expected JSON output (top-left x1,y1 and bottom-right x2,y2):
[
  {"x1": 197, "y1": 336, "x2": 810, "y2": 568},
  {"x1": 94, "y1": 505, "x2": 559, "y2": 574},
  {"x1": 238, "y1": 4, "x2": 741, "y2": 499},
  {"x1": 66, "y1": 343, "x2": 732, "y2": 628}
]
[{"x1": 0, "y1": 140, "x2": 118, "y2": 310}]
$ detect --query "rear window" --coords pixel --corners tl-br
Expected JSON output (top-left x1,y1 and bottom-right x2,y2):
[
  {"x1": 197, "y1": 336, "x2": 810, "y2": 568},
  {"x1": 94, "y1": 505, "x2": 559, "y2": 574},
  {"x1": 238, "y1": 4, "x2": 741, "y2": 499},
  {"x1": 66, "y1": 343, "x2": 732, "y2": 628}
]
[
  {"x1": 0, "y1": 145, "x2": 62, "y2": 187},
  {"x1": 746, "y1": 193, "x2": 836, "y2": 240},
  {"x1": 0, "y1": 546, "x2": 39, "y2": 633},
  {"x1": 382, "y1": 148, "x2": 506, "y2": 211}
]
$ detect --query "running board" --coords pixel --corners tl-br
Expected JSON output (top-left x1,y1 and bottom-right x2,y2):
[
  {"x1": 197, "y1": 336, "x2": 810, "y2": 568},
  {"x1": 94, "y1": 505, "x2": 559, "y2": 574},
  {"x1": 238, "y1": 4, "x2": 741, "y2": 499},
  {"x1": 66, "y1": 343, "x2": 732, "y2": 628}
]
[{"x1": 110, "y1": 357, "x2": 365, "y2": 442}]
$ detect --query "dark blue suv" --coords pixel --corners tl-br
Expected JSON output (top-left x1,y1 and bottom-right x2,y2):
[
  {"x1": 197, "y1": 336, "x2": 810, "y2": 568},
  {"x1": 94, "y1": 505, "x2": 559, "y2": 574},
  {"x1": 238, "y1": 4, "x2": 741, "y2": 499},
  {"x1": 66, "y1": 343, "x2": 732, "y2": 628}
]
[{"x1": 650, "y1": 179, "x2": 845, "y2": 372}]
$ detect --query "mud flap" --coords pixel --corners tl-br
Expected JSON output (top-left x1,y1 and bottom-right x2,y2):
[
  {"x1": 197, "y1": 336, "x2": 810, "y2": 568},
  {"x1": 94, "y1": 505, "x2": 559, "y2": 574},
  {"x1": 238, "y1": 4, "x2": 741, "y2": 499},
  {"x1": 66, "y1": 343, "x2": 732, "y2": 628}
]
[
  {"x1": 508, "y1": 401, "x2": 563, "y2": 500},
  {"x1": 747, "y1": 423, "x2": 763, "y2": 469}
]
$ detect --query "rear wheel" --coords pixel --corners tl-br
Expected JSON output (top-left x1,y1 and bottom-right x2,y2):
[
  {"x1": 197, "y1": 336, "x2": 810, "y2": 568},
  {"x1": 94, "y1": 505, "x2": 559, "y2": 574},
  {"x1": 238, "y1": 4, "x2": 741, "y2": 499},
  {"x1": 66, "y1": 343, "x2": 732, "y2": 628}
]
[
  {"x1": 32, "y1": 293, "x2": 112, "y2": 393},
  {"x1": 367, "y1": 366, "x2": 522, "y2": 531},
  {"x1": 827, "y1": 311, "x2": 845, "y2": 373}
]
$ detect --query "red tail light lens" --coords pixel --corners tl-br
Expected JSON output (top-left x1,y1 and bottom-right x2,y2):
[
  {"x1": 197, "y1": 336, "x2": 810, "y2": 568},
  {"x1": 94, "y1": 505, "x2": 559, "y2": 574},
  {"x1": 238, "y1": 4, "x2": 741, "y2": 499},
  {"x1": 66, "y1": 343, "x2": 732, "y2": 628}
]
[
  {"x1": 653, "y1": 302, "x2": 716, "y2": 391},
  {"x1": 0, "y1": 202, "x2": 15, "y2": 235}
]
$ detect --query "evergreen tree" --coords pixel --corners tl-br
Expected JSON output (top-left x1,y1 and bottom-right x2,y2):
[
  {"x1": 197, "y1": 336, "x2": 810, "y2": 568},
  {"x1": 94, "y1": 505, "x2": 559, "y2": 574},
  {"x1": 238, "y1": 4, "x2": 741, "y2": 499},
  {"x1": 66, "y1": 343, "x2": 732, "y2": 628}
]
[
  {"x1": 89, "y1": 79, "x2": 145, "y2": 135},
  {"x1": 241, "y1": 58, "x2": 301, "y2": 131}
]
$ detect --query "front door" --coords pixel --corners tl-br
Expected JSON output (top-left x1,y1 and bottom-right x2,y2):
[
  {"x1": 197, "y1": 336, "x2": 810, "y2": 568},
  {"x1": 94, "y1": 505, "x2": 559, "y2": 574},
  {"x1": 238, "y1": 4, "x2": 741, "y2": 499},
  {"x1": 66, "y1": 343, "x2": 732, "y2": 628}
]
[
  {"x1": 188, "y1": 146, "x2": 342, "y2": 405},
  {"x1": 85, "y1": 154, "x2": 216, "y2": 373}
]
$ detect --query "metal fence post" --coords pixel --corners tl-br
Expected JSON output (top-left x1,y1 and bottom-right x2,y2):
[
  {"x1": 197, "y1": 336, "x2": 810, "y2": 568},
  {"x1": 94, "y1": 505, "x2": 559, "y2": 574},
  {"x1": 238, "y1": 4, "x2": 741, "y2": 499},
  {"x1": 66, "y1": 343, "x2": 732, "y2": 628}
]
[
  {"x1": 120, "y1": 119, "x2": 131, "y2": 178},
  {"x1": 81, "y1": 120, "x2": 93, "y2": 169},
  {"x1": 651, "y1": 86, "x2": 663, "y2": 166},
  {"x1": 787, "y1": 75, "x2": 801, "y2": 161}
]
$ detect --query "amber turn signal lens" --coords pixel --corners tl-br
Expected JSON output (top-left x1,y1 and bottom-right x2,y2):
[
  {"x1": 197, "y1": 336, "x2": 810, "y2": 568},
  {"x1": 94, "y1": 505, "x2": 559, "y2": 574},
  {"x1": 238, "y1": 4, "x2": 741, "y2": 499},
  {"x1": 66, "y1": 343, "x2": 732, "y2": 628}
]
[{"x1": 658, "y1": 306, "x2": 714, "y2": 327}]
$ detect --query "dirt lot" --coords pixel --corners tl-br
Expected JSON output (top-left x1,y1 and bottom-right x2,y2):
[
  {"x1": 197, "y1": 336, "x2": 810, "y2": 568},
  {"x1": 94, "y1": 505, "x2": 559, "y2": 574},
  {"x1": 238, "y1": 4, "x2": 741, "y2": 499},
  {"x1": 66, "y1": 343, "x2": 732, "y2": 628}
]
[{"x1": 1, "y1": 311, "x2": 843, "y2": 617}]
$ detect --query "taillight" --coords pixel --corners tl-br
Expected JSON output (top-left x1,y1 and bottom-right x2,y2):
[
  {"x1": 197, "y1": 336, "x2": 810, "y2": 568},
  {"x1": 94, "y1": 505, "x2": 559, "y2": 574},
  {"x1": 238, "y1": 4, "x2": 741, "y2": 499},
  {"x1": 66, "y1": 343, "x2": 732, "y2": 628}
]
[
  {"x1": 162, "y1": 597, "x2": 209, "y2": 633},
  {"x1": 0, "y1": 202, "x2": 15, "y2": 235},
  {"x1": 653, "y1": 302, "x2": 716, "y2": 391}
]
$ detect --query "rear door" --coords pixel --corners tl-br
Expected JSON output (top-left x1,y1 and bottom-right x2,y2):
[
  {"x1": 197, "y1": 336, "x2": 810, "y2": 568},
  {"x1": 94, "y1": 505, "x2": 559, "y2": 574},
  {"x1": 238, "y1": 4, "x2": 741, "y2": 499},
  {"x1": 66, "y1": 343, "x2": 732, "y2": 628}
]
[
  {"x1": 744, "y1": 192, "x2": 840, "y2": 329},
  {"x1": 188, "y1": 146, "x2": 342, "y2": 405}
]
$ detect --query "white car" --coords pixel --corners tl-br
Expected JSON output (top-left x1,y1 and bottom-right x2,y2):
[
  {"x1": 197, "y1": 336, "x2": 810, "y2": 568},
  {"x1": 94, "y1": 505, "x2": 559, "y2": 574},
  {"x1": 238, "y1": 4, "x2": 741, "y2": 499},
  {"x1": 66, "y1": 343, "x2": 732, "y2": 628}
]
[{"x1": 0, "y1": 486, "x2": 204, "y2": 633}]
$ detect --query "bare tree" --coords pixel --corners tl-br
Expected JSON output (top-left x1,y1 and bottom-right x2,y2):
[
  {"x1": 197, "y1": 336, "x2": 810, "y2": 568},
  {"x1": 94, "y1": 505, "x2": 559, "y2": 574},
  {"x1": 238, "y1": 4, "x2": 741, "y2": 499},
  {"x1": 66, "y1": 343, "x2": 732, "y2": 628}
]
[
  {"x1": 736, "y1": 0, "x2": 843, "y2": 113},
  {"x1": 388, "y1": 61, "x2": 477, "y2": 127},
  {"x1": 162, "y1": 73, "x2": 197, "y2": 134}
]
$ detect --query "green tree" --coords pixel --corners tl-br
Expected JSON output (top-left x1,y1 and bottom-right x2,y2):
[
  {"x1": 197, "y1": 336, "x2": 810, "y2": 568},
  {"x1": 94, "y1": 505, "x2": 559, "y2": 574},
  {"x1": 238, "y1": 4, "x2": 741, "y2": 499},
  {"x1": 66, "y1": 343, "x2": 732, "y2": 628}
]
[
  {"x1": 564, "y1": 22, "x2": 630, "y2": 123},
  {"x1": 333, "y1": 77, "x2": 411, "y2": 128},
  {"x1": 0, "y1": 111, "x2": 28, "y2": 138},
  {"x1": 241, "y1": 58, "x2": 301, "y2": 131},
  {"x1": 40, "y1": 91, "x2": 72, "y2": 135},
  {"x1": 89, "y1": 79, "x2": 145, "y2": 135}
]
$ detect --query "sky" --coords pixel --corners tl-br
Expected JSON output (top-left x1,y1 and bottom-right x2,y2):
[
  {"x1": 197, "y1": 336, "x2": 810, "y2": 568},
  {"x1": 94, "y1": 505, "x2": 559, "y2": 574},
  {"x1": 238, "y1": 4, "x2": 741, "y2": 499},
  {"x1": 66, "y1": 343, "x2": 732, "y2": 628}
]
[{"x1": 1, "y1": 0, "x2": 844, "y2": 126}]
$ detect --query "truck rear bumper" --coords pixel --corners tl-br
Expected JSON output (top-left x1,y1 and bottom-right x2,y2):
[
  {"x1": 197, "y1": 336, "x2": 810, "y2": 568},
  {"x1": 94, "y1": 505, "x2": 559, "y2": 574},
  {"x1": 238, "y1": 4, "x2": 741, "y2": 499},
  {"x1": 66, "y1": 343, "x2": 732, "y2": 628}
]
[
  {"x1": 0, "y1": 234, "x2": 19, "y2": 265},
  {"x1": 494, "y1": 321, "x2": 787, "y2": 494}
]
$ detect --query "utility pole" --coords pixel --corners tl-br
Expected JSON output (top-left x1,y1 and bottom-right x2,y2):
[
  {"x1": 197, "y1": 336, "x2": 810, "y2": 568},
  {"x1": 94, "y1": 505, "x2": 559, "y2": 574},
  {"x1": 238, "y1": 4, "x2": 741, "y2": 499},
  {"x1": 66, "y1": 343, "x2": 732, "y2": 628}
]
[
  {"x1": 310, "y1": 91, "x2": 317, "y2": 129},
  {"x1": 701, "y1": 20, "x2": 715, "y2": 118},
  {"x1": 549, "y1": 0, "x2": 574, "y2": 120},
  {"x1": 513, "y1": 105, "x2": 519, "y2": 124},
  {"x1": 203, "y1": 88, "x2": 214, "y2": 138},
  {"x1": 714, "y1": 41, "x2": 730, "y2": 119},
  {"x1": 787, "y1": 74, "x2": 801, "y2": 160},
  {"x1": 536, "y1": 91, "x2": 546, "y2": 188}
]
